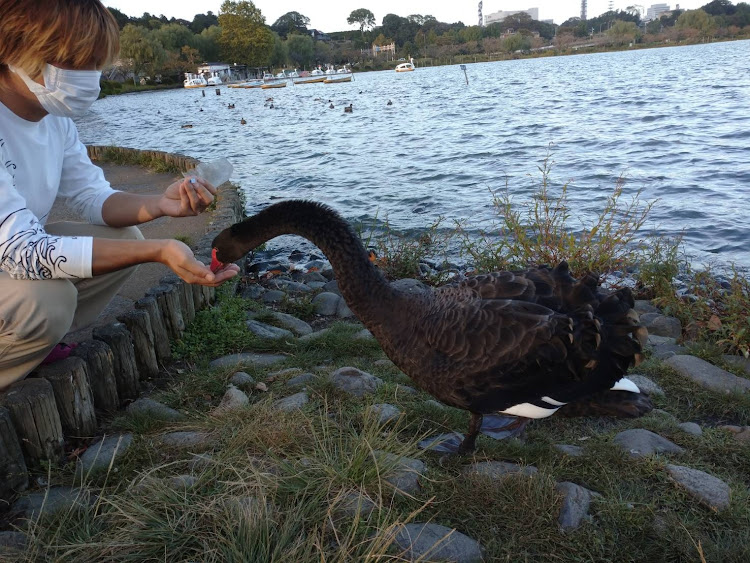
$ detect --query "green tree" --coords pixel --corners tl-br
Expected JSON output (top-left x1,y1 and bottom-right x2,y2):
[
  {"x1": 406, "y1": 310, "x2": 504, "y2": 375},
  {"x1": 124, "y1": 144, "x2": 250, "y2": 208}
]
[
  {"x1": 194, "y1": 25, "x2": 222, "y2": 61},
  {"x1": 191, "y1": 12, "x2": 219, "y2": 34},
  {"x1": 119, "y1": 24, "x2": 166, "y2": 84},
  {"x1": 702, "y1": 0, "x2": 736, "y2": 16},
  {"x1": 347, "y1": 8, "x2": 376, "y2": 35},
  {"x1": 607, "y1": 20, "x2": 642, "y2": 43},
  {"x1": 218, "y1": 0, "x2": 274, "y2": 66},
  {"x1": 677, "y1": 9, "x2": 717, "y2": 36},
  {"x1": 153, "y1": 23, "x2": 194, "y2": 52},
  {"x1": 285, "y1": 34, "x2": 314, "y2": 68},
  {"x1": 107, "y1": 7, "x2": 130, "y2": 29},
  {"x1": 271, "y1": 11, "x2": 310, "y2": 38},
  {"x1": 270, "y1": 33, "x2": 287, "y2": 67},
  {"x1": 502, "y1": 33, "x2": 531, "y2": 53}
]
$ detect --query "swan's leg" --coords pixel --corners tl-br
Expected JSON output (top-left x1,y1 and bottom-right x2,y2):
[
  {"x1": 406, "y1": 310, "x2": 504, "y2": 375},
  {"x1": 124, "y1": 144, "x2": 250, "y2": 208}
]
[
  {"x1": 556, "y1": 390, "x2": 653, "y2": 418},
  {"x1": 480, "y1": 415, "x2": 530, "y2": 439},
  {"x1": 457, "y1": 413, "x2": 483, "y2": 455}
]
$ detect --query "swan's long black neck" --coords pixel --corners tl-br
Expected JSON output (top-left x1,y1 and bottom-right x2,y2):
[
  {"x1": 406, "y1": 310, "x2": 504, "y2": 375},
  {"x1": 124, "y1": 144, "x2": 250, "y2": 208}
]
[{"x1": 228, "y1": 201, "x2": 396, "y2": 320}]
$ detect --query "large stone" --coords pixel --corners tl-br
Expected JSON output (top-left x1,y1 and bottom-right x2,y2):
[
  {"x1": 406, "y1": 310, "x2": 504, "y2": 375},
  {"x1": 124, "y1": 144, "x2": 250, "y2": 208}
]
[
  {"x1": 268, "y1": 279, "x2": 311, "y2": 293},
  {"x1": 640, "y1": 314, "x2": 682, "y2": 338},
  {"x1": 555, "y1": 481, "x2": 594, "y2": 531},
  {"x1": 651, "y1": 343, "x2": 688, "y2": 360},
  {"x1": 273, "y1": 392, "x2": 309, "y2": 412},
  {"x1": 312, "y1": 292, "x2": 341, "y2": 316},
  {"x1": 665, "y1": 355, "x2": 750, "y2": 395},
  {"x1": 462, "y1": 461, "x2": 538, "y2": 480},
  {"x1": 626, "y1": 375, "x2": 665, "y2": 396},
  {"x1": 554, "y1": 444, "x2": 584, "y2": 457},
  {"x1": 270, "y1": 312, "x2": 313, "y2": 336},
  {"x1": 613, "y1": 429, "x2": 684, "y2": 458},
  {"x1": 287, "y1": 373, "x2": 316, "y2": 387},
  {"x1": 126, "y1": 398, "x2": 184, "y2": 421},
  {"x1": 374, "y1": 451, "x2": 425, "y2": 494},
  {"x1": 336, "y1": 298, "x2": 354, "y2": 318},
  {"x1": 246, "y1": 320, "x2": 294, "y2": 340},
  {"x1": 298, "y1": 328, "x2": 332, "y2": 342},
  {"x1": 335, "y1": 491, "x2": 378, "y2": 519},
  {"x1": 12, "y1": 487, "x2": 94, "y2": 519},
  {"x1": 666, "y1": 464, "x2": 730, "y2": 511},
  {"x1": 677, "y1": 422, "x2": 703, "y2": 436},
  {"x1": 261, "y1": 290, "x2": 285, "y2": 303},
  {"x1": 635, "y1": 300, "x2": 661, "y2": 314},
  {"x1": 386, "y1": 523, "x2": 484, "y2": 563},
  {"x1": 229, "y1": 371, "x2": 255, "y2": 389},
  {"x1": 212, "y1": 385, "x2": 250, "y2": 414},
  {"x1": 77, "y1": 433, "x2": 133, "y2": 475},
  {"x1": 330, "y1": 367, "x2": 383, "y2": 397},
  {"x1": 209, "y1": 353, "x2": 287, "y2": 370},
  {"x1": 370, "y1": 403, "x2": 402, "y2": 424}
]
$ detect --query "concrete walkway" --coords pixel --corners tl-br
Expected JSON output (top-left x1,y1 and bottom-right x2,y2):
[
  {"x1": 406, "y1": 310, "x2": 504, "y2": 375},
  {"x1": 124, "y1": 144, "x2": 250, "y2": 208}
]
[{"x1": 48, "y1": 162, "x2": 217, "y2": 343}]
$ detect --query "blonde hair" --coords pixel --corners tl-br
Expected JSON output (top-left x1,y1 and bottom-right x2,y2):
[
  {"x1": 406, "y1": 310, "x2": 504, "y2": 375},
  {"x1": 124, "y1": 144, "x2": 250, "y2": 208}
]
[{"x1": 0, "y1": 0, "x2": 120, "y2": 77}]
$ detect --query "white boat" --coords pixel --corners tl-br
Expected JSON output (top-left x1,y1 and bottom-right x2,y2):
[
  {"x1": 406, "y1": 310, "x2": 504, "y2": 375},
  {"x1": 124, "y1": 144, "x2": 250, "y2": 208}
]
[
  {"x1": 324, "y1": 66, "x2": 353, "y2": 84},
  {"x1": 228, "y1": 79, "x2": 264, "y2": 89},
  {"x1": 184, "y1": 73, "x2": 207, "y2": 88},
  {"x1": 293, "y1": 68, "x2": 326, "y2": 85},
  {"x1": 206, "y1": 73, "x2": 223, "y2": 86},
  {"x1": 261, "y1": 71, "x2": 287, "y2": 89},
  {"x1": 396, "y1": 59, "x2": 415, "y2": 72}
]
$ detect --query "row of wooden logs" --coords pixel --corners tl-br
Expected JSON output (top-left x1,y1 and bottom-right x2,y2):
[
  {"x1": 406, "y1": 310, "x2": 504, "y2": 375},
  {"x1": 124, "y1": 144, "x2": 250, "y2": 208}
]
[{"x1": 0, "y1": 275, "x2": 216, "y2": 505}]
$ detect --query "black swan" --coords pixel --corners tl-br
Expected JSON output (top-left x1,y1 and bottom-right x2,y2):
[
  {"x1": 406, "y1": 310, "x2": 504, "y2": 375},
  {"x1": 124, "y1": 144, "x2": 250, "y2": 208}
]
[{"x1": 211, "y1": 200, "x2": 652, "y2": 454}]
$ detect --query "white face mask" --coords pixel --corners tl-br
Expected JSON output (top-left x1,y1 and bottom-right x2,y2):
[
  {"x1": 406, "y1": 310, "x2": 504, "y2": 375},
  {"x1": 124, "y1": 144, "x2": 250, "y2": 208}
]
[{"x1": 9, "y1": 63, "x2": 101, "y2": 117}]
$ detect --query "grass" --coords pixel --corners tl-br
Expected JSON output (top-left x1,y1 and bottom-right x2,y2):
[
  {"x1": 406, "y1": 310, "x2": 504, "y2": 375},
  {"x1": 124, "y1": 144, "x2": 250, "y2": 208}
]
[
  {"x1": 8, "y1": 284, "x2": 750, "y2": 562},
  {"x1": 94, "y1": 146, "x2": 182, "y2": 174}
]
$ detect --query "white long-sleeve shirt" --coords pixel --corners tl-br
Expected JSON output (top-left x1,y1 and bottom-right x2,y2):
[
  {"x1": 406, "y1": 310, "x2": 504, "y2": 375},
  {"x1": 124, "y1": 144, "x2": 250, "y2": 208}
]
[{"x1": 0, "y1": 100, "x2": 118, "y2": 279}]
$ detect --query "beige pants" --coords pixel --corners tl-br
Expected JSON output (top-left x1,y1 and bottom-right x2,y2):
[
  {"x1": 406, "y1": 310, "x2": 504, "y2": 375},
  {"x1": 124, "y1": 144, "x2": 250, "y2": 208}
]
[{"x1": 0, "y1": 222, "x2": 143, "y2": 389}]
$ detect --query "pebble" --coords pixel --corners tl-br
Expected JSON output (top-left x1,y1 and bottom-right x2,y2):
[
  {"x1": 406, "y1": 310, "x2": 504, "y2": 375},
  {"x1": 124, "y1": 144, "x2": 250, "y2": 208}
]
[
  {"x1": 261, "y1": 290, "x2": 285, "y2": 303},
  {"x1": 373, "y1": 451, "x2": 425, "y2": 494},
  {"x1": 269, "y1": 311, "x2": 312, "y2": 335},
  {"x1": 677, "y1": 422, "x2": 702, "y2": 436},
  {"x1": 77, "y1": 433, "x2": 133, "y2": 475},
  {"x1": 287, "y1": 373, "x2": 316, "y2": 387},
  {"x1": 246, "y1": 319, "x2": 294, "y2": 340},
  {"x1": 330, "y1": 366, "x2": 383, "y2": 397},
  {"x1": 127, "y1": 398, "x2": 184, "y2": 421},
  {"x1": 556, "y1": 481, "x2": 595, "y2": 531},
  {"x1": 312, "y1": 292, "x2": 341, "y2": 315},
  {"x1": 229, "y1": 371, "x2": 255, "y2": 389},
  {"x1": 554, "y1": 444, "x2": 585, "y2": 457},
  {"x1": 666, "y1": 464, "x2": 731, "y2": 511},
  {"x1": 335, "y1": 491, "x2": 378, "y2": 519},
  {"x1": 273, "y1": 391, "x2": 309, "y2": 412},
  {"x1": 370, "y1": 403, "x2": 402, "y2": 424},
  {"x1": 385, "y1": 523, "x2": 484, "y2": 563},
  {"x1": 211, "y1": 385, "x2": 250, "y2": 414}
]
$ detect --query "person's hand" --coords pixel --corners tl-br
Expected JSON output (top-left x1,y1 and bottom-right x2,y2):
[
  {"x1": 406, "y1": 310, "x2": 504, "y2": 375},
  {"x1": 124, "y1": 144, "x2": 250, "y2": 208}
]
[
  {"x1": 159, "y1": 177, "x2": 216, "y2": 217},
  {"x1": 159, "y1": 239, "x2": 240, "y2": 286}
]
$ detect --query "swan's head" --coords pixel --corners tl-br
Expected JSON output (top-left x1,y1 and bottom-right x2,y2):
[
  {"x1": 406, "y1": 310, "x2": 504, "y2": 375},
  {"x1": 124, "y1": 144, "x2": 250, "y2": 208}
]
[{"x1": 211, "y1": 224, "x2": 254, "y2": 271}]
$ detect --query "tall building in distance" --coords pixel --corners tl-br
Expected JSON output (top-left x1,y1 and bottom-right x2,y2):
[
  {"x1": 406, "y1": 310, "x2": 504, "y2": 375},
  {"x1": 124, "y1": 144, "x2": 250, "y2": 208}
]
[
  {"x1": 581, "y1": 0, "x2": 588, "y2": 20},
  {"x1": 484, "y1": 7, "x2": 540, "y2": 25},
  {"x1": 478, "y1": 1, "x2": 484, "y2": 26},
  {"x1": 646, "y1": 3, "x2": 671, "y2": 20}
]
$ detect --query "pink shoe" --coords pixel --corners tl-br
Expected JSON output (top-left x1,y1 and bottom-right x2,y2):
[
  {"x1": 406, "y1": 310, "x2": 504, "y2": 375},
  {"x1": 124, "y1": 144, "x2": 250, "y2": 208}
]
[{"x1": 41, "y1": 343, "x2": 78, "y2": 365}]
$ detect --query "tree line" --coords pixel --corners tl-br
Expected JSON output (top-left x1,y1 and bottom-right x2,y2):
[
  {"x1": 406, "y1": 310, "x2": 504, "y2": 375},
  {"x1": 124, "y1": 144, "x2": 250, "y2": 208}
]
[{"x1": 107, "y1": 0, "x2": 750, "y2": 84}]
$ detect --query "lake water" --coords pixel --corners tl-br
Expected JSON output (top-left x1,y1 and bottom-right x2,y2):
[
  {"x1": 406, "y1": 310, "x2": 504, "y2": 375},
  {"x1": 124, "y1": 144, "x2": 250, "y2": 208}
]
[{"x1": 77, "y1": 40, "x2": 750, "y2": 268}]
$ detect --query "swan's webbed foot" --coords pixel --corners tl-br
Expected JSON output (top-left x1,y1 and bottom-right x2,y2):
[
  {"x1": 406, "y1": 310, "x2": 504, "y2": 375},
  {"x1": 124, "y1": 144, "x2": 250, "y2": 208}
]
[{"x1": 556, "y1": 390, "x2": 654, "y2": 418}]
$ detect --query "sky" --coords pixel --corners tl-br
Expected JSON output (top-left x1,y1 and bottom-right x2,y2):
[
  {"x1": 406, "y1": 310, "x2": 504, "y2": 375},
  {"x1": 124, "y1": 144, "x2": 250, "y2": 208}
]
[{"x1": 105, "y1": 1, "x2": 707, "y2": 30}]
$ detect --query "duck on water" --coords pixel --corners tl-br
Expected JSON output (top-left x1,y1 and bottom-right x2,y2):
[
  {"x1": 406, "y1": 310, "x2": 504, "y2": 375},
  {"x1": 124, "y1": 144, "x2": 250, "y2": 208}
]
[{"x1": 211, "y1": 200, "x2": 653, "y2": 454}]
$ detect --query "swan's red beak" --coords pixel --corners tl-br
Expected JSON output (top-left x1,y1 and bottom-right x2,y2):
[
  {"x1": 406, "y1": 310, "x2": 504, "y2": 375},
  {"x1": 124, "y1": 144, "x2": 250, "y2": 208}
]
[{"x1": 210, "y1": 248, "x2": 225, "y2": 273}]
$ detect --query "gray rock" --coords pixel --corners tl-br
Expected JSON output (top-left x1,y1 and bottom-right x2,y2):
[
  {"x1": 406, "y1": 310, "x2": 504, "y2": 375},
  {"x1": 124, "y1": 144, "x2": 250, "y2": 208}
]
[
  {"x1": 269, "y1": 279, "x2": 311, "y2": 293},
  {"x1": 0, "y1": 531, "x2": 27, "y2": 551},
  {"x1": 666, "y1": 464, "x2": 730, "y2": 511},
  {"x1": 230, "y1": 371, "x2": 255, "y2": 389},
  {"x1": 320, "y1": 267, "x2": 335, "y2": 280},
  {"x1": 613, "y1": 429, "x2": 684, "y2": 458},
  {"x1": 77, "y1": 433, "x2": 133, "y2": 475},
  {"x1": 336, "y1": 298, "x2": 354, "y2": 318},
  {"x1": 210, "y1": 353, "x2": 287, "y2": 370},
  {"x1": 298, "y1": 328, "x2": 332, "y2": 342},
  {"x1": 167, "y1": 474, "x2": 198, "y2": 489},
  {"x1": 307, "y1": 281, "x2": 326, "y2": 289},
  {"x1": 418, "y1": 432, "x2": 465, "y2": 452},
  {"x1": 462, "y1": 461, "x2": 538, "y2": 480},
  {"x1": 303, "y1": 271, "x2": 327, "y2": 283},
  {"x1": 424, "y1": 399, "x2": 446, "y2": 410},
  {"x1": 126, "y1": 398, "x2": 183, "y2": 421},
  {"x1": 156, "y1": 431, "x2": 217, "y2": 449},
  {"x1": 240, "y1": 285, "x2": 266, "y2": 300},
  {"x1": 273, "y1": 392, "x2": 309, "y2": 412},
  {"x1": 389, "y1": 278, "x2": 429, "y2": 295},
  {"x1": 354, "y1": 328, "x2": 375, "y2": 340},
  {"x1": 245, "y1": 320, "x2": 293, "y2": 340},
  {"x1": 555, "y1": 481, "x2": 594, "y2": 531},
  {"x1": 554, "y1": 444, "x2": 585, "y2": 457},
  {"x1": 386, "y1": 523, "x2": 484, "y2": 563},
  {"x1": 335, "y1": 491, "x2": 377, "y2": 519},
  {"x1": 665, "y1": 355, "x2": 750, "y2": 395},
  {"x1": 287, "y1": 373, "x2": 316, "y2": 387},
  {"x1": 677, "y1": 422, "x2": 703, "y2": 436},
  {"x1": 261, "y1": 289, "x2": 285, "y2": 303},
  {"x1": 627, "y1": 374, "x2": 665, "y2": 396},
  {"x1": 647, "y1": 335, "x2": 677, "y2": 347},
  {"x1": 374, "y1": 451, "x2": 425, "y2": 494},
  {"x1": 722, "y1": 355, "x2": 750, "y2": 376},
  {"x1": 212, "y1": 385, "x2": 250, "y2": 414},
  {"x1": 651, "y1": 343, "x2": 688, "y2": 360},
  {"x1": 322, "y1": 280, "x2": 340, "y2": 294},
  {"x1": 270, "y1": 312, "x2": 313, "y2": 335},
  {"x1": 635, "y1": 300, "x2": 661, "y2": 314},
  {"x1": 371, "y1": 403, "x2": 401, "y2": 424},
  {"x1": 13, "y1": 487, "x2": 94, "y2": 519},
  {"x1": 267, "y1": 367, "x2": 303, "y2": 379},
  {"x1": 640, "y1": 314, "x2": 682, "y2": 338},
  {"x1": 396, "y1": 384, "x2": 418, "y2": 395},
  {"x1": 312, "y1": 292, "x2": 341, "y2": 315},
  {"x1": 330, "y1": 367, "x2": 383, "y2": 397}
]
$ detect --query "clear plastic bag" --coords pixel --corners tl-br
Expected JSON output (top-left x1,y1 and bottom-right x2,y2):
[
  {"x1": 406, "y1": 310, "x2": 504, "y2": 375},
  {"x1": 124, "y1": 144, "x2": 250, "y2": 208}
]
[{"x1": 185, "y1": 157, "x2": 233, "y2": 187}]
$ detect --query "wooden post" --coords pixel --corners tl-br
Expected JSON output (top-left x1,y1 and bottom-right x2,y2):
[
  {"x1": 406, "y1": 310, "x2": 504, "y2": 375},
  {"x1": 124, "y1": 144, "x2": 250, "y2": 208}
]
[
  {"x1": 146, "y1": 285, "x2": 184, "y2": 340},
  {"x1": 36, "y1": 357, "x2": 97, "y2": 438},
  {"x1": 118, "y1": 309, "x2": 159, "y2": 379},
  {"x1": 72, "y1": 340, "x2": 119, "y2": 413},
  {"x1": 92, "y1": 323, "x2": 139, "y2": 403},
  {"x1": 192, "y1": 283, "x2": 205, "y2": 312},
  {"x1": 0, "y1": 407, "x2": 29, "y2": 506},
  {"x1": 135, "y1": 296, "x2": 171, "y2": 362},
  {"x1": 0, "y1": 378, "x2": 64, "y2": 467},
  {"x1": 160, "y1": 274, "x2": 195, "y2": 325}
]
